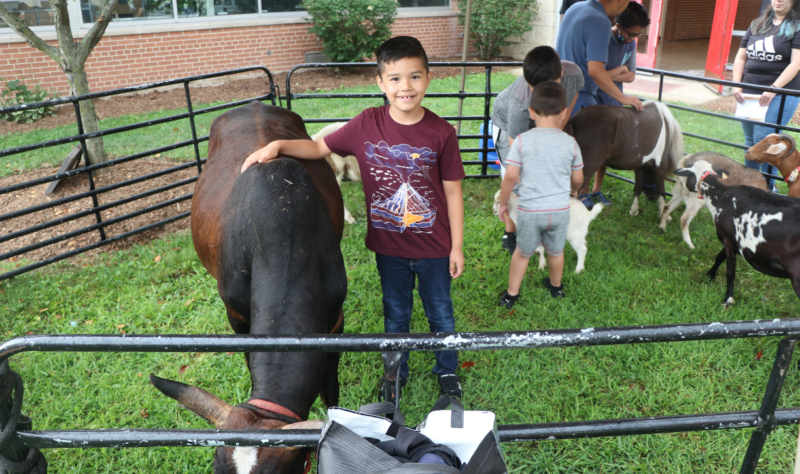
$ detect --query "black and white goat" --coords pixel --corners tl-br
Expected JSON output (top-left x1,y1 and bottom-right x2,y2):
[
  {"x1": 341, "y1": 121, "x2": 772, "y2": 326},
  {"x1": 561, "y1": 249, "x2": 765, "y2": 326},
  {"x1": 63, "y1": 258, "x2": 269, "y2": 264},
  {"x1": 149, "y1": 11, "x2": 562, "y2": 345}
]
[{"x1": 674, "y1": 160, "x2": 800, "y2": 306}]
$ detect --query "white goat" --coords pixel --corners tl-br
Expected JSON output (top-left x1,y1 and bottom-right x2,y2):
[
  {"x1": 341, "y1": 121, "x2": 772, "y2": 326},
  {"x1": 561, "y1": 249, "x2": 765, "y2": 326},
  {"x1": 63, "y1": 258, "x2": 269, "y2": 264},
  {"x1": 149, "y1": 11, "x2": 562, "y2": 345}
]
[
  {"x1": 311, "y1": 122, "x2": 361, "y2": 224},
  {"x1": 659, "y1": 152, "x2": 768, "y2": 249},
  {"x1": 493, "y1": 191, "x2": 603, "y2": 273}
]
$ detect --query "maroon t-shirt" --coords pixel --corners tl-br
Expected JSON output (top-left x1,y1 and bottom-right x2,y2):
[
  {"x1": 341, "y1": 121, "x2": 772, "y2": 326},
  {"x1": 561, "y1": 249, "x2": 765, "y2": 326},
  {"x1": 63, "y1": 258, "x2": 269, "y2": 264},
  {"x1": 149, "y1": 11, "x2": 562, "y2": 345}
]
[{"x1": 324, "y1": 106, "x2": 465, "y2": 259}]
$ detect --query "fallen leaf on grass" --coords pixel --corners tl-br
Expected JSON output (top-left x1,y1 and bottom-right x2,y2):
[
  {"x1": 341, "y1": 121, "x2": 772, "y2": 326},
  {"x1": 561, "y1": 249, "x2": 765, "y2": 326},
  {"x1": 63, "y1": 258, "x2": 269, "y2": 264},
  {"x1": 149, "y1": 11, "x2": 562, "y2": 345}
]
[
  {"x1": 154, "y1": 255, "x2": 161, "y2": 263},
  {"x1": 508, "y1": 309, "x2": 515, "y2": 316},
  {"x1": 461, "y1": 361, "x2": 476, "y2": 369},
  {"x1": 26, "y1": 331, "x2": 33, "y2": 335},
  {"x1": 756, "y1": 349, "x2": 763, "y2": 361},
  {"x1": 179, "y1": 365, "x2": 189, "y2": 374},
  {"x1": 53, "y1": 314, "x2": 61, "y2": 319},
  {"x1": 39, "y1": 308, "x2": 48, "y2": 312},
  {"x1": 226, "y1": 352, "x2": 234, "y2": 355},
  {"x1": 140, "y1": 409, "x2": 149, "y2": 418},
  {"x1": 185, "y1": 299, "x2": 195, "y2": 306},
  {"x1": 157, "y1": 301, "x2": 165, "y2": 305},
  {"x1": 85, "y1": 320, "x2": 93, "y2": 325},
  {"x1": 137, "y1": 373, "x2": 142, "y2": 377},
  {"x1": 172, "y1": 247, "x2": 181, "y2": 251}
]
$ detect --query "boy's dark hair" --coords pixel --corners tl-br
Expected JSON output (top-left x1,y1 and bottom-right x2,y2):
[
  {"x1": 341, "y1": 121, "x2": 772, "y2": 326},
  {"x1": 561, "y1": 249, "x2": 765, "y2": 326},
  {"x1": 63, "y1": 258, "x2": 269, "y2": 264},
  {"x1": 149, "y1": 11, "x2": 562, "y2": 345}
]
[
  {"x1": 375, "y1": 36, "x2": 429, "y2": 76},
  {"x1": 529, "y1": 81, "x2": 567, "y2": 117},
  {"x1": 616, "y1": 2, "x2": 651, "y2": 29},
  {"x1": 522, "y1": 46, "x2": 561, "y2": 87}
]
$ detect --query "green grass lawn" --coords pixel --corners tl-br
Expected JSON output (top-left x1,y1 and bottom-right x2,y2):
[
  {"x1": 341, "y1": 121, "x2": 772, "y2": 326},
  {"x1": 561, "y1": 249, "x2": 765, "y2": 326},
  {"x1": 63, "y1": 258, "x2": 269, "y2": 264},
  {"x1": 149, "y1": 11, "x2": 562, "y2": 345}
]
[{"x1": 2, "y1": 72, "x2": 800, "y2": 472}]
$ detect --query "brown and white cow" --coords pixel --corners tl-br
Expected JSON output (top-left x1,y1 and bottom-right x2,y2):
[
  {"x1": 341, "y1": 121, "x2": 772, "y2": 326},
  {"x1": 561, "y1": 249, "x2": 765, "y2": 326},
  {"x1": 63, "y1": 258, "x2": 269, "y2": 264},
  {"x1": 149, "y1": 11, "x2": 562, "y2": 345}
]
[{"x1": 150, "y1": 101, "x2": 347, "y2": 474}]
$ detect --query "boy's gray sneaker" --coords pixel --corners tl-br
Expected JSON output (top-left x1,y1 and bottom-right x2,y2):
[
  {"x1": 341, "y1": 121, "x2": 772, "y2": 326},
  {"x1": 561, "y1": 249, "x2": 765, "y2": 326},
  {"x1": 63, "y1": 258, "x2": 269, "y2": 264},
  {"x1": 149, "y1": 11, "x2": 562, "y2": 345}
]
[
  {"x1": 438, "y1": 374, "x2": 463, "y2": 398},
  {"x1": 542, "y1": 277, "x2": 565, "y2": 298}
]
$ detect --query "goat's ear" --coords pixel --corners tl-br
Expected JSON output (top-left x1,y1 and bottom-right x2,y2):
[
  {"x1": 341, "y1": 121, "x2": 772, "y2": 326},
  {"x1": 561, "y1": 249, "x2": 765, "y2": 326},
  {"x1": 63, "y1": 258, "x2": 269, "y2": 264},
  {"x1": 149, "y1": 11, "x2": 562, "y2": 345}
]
[
  {"x1": 713, "y1": 167, "x2": 729, "y2": 177},
  {"x1": 673, "y1": 168, "x2": 693, "y2": 177},
  {"x1": 765, "y1": 142, "x2": 787, "y2": 155}
]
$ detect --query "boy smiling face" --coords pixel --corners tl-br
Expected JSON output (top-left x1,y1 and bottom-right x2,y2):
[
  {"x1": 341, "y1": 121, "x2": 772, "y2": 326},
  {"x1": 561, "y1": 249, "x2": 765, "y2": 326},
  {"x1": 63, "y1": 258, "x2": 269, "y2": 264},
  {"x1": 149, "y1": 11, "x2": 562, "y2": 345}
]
[{"x1": 376, "y1": 56, "x2": 432, "y2": 125}]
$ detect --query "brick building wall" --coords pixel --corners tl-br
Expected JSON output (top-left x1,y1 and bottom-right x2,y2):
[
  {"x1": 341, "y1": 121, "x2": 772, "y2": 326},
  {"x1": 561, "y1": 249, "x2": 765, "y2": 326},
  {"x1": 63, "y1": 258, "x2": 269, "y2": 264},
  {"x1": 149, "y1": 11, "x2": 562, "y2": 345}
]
[
  {"x1": 661, "y1": 0, "x2": 761, "y2": 42},
  {"x1": 0, "y1": 15, "x2": 464, "y2": 96}
]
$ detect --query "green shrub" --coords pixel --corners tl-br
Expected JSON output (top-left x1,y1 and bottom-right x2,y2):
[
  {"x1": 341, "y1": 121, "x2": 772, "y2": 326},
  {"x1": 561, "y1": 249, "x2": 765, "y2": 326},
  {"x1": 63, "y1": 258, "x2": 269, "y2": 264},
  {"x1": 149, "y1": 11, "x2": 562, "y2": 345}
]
[
  {"x1": 0, "y1": 78, "x2": 59, "y2": 124},
  {"x1": 458, "y1": 0, "x2": 538, "y2": 60},
  {"x1": 303, "y1": 0, "x2": 397, "y2": 63}
]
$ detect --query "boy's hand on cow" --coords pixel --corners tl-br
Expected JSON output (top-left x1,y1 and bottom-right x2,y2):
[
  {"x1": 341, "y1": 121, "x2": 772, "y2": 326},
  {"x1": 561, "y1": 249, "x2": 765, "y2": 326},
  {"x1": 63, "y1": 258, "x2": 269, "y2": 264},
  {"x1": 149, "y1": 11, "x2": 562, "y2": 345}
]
[
  {"x1": 241, "y1": 142, "x2": 280, "y2": 172},
  {"x1": 619, "y1": 95, "x2": 644, "y2": 112},
  {"x1": 449, "y1": 247, "x2": 464, "y2": 279}
]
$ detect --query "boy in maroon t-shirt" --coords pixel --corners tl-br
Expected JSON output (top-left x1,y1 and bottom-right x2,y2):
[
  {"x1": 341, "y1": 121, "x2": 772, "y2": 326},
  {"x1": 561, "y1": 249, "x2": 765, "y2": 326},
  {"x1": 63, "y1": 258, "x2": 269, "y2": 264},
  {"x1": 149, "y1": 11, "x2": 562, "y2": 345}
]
[{"x1": 241, "y1": 36, "x2": 466, "y2": 402}]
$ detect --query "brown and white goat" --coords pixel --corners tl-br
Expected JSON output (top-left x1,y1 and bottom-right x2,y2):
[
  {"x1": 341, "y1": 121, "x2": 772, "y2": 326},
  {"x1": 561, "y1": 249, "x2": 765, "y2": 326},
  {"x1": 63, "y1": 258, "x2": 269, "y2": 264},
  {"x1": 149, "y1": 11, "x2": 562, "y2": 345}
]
[
  {"x1": 311, "y1": 122, "x2": 361, "y2": 224},
  {"x1": 745, "y1": 133, "x2": 800, "y2": 198},
  {"x1": 674, "y1": 160, "x2": 800, "y2": 306},
  {"x1": 659, "y1": 152, "x2": 768, "y2": 249}
]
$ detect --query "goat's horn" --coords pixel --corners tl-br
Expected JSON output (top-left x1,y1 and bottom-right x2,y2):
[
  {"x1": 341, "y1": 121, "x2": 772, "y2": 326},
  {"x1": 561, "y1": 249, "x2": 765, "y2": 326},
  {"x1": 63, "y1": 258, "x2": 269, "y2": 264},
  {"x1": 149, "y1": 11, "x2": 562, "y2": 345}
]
[
  {"x1": 779, "y1": 133, "x2": 796, "y2": 157},
  {"x1": 149, "y1": 374, "x2": 233, "y2": 427}
]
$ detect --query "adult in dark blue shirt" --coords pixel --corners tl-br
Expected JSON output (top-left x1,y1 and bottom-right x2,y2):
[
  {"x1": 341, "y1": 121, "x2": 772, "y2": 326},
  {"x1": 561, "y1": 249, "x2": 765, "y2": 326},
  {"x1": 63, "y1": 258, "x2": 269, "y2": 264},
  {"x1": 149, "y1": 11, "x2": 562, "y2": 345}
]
[{"x1": 556, "y1": 0, "x2": 643, "y2": 114}]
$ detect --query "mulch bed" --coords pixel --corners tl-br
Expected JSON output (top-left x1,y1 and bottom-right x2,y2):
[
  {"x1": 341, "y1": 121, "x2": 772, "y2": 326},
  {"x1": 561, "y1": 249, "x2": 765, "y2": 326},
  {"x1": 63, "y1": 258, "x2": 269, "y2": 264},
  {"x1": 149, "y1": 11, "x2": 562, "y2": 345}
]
[
  {"x1": 1, "y1": 57, "x2": 516, "y2": 268},
  {"x1": 697, "y1": 94, "x2": 800, "y2": 124}
]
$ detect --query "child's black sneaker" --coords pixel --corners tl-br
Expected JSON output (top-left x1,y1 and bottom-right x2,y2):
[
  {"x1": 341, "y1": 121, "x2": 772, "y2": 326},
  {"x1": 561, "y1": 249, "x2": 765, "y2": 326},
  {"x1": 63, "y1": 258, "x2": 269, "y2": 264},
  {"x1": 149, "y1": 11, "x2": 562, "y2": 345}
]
[
  {"x1": 498, "y1": 291, "x2": 520, "y2": 309},
  {"x1": 378, "y1": 373, "x2": 408, "y2": 404},
  {"x1": 542, "y1": 277, "x2": 565, "y2": 298},
  {"x1": 501, "y1": 232, "x2": 516, "y2": 255},
  {"x1": 437, "y1": 374, "x2": 463, "y2": 398}
]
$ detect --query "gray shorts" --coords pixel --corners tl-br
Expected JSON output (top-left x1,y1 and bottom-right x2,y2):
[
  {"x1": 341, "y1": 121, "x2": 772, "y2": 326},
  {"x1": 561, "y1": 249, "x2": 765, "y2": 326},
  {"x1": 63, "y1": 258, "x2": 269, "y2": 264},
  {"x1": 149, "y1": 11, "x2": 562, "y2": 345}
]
[{"x1": 516, "y1": 210, "x2": 569, "y2": 257}]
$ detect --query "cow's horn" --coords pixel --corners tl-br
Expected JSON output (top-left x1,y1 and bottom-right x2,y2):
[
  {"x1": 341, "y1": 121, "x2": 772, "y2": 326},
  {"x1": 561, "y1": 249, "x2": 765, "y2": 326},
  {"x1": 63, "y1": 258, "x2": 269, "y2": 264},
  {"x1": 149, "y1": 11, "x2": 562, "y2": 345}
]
[
  {"x1": 281, "y1": 419, "x2": 325, "y2": 430},
  {"x1": 149, "y1": 374, "x2": 233, "y2": 427},
  {"x1": 779, "y1": 133, "x2": 796, "y2": 156}
]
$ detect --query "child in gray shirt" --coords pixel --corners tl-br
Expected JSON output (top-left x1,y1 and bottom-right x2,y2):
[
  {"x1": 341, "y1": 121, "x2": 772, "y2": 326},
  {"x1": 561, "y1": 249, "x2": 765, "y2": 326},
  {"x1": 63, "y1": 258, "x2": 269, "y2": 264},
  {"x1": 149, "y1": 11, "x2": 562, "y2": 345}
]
[{"x1": 496, "y1": 82, "x2": 584, "y2": 307}]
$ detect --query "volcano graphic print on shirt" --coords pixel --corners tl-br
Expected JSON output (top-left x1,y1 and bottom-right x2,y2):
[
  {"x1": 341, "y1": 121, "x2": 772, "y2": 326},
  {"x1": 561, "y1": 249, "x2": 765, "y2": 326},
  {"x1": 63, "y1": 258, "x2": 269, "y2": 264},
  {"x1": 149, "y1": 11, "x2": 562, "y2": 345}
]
[{"x1": 365, "y1": 141, "x2": 438, "y2": 233}]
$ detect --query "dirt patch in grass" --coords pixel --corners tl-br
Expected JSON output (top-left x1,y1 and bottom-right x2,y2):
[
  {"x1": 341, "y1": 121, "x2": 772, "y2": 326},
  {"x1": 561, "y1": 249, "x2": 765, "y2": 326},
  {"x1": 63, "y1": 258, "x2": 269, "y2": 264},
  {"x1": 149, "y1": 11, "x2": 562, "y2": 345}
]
[
  {"x1": 0, "y1": 161, "x2": 194, "y2": 267},
  {"x1": 0, "y1": 56, "x2": 518, "y2": 136}
]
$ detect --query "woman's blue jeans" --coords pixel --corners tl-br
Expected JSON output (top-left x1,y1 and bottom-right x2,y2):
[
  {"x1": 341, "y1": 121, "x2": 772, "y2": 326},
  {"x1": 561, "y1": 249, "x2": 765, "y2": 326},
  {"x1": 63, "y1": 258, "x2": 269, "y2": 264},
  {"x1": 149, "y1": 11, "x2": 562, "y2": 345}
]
[
  {"x1": 375, "y1": 253, "x2": 458, "y2": 380},
  {"x1": 742, "y1": 94, "x2": 800, "y2": 188}
]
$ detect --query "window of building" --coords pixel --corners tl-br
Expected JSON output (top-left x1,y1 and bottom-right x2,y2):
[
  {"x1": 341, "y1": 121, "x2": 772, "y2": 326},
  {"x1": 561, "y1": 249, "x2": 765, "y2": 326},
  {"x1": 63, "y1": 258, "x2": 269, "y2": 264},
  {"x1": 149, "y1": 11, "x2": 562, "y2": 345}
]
[
  {"x1": 261, "y1": 0, "x2": 303, "y2": 13},
  {"x1": 79, "y1": 0, "x2": 173, "y2": 23},
  {"x1": 1, "y1": 0, "x2": 55, "y2": 27}
]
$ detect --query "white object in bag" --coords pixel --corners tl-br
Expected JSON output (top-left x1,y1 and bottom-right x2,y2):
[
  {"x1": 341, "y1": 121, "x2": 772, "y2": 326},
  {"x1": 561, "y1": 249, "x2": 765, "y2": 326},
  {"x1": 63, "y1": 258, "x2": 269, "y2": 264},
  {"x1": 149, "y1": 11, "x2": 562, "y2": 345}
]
[
  {"x1": 418, "y1": 410, "x2": 497, "y2": 464},
  {"x1": 327, "y1": 407, "x2": 395, "y2": 442}
]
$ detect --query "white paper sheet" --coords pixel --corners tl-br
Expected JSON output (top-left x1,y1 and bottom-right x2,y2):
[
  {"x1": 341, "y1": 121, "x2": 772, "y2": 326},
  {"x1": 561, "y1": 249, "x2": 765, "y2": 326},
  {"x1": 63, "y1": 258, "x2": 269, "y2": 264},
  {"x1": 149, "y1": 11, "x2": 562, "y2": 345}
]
[{"x1": 735, "y1": 94, "x2": 769, "y2": 122}]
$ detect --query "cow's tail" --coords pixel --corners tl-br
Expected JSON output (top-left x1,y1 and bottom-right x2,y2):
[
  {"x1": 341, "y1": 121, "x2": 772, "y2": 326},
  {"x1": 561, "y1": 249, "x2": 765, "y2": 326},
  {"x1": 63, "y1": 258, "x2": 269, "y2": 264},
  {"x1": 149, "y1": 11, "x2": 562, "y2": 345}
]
[{"x1": 653, "y1": 101, "x2": 683, "y2": 173}]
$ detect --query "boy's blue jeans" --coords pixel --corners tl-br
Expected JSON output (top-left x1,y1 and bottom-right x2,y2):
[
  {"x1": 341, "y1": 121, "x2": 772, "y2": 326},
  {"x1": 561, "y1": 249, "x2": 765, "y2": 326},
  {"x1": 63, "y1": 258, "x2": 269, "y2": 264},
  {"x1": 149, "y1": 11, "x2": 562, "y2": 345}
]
[
  {"x1": 375, "y1": 253, "x2": 459, "y2": 380},
  {"x1": 742, "y1": 94, "x2": 800, "y2": 188}
]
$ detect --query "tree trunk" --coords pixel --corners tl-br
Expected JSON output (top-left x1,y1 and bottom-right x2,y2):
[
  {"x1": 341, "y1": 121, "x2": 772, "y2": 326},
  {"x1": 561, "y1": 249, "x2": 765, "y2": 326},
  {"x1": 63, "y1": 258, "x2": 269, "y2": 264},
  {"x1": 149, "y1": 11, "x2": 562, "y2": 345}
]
[{"x1": 63, "y1": 61, "x2": 107, "y2": 165}]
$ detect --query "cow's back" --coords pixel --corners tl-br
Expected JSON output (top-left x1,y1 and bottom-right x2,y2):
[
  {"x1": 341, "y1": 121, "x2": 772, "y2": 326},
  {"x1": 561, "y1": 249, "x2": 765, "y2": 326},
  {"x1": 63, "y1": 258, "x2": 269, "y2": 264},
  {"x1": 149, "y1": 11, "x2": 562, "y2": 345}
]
[{"x1": 192, "y1": 101, "x2": 344, "y2": 279}]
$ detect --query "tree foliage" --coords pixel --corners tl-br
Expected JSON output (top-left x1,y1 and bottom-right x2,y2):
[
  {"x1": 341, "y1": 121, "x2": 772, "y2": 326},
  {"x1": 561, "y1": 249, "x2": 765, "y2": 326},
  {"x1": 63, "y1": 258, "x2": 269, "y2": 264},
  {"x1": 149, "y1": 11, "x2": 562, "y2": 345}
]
[
  {"x1": 458, "y1": 0, "x2": 538, "y2": 60},
  {"x1": 303, "y1": 0, "x2": 397, "y2": 63}
]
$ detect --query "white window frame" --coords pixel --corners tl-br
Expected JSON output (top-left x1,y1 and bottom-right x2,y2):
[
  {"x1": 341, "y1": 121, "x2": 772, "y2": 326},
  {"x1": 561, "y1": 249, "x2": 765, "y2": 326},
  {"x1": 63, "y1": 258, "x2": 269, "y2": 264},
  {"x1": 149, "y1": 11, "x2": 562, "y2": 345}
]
[{"x1": 1, "y1": 0, "x2": 453, "y2": 41}]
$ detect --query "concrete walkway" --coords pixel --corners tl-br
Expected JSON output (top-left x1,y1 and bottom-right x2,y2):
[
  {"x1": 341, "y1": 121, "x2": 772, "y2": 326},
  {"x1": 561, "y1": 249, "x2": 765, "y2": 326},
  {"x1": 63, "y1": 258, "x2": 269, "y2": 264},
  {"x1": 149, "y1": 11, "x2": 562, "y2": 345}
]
[{"x1": 503, "y1": 67, "x2": 720, "y2": 106}]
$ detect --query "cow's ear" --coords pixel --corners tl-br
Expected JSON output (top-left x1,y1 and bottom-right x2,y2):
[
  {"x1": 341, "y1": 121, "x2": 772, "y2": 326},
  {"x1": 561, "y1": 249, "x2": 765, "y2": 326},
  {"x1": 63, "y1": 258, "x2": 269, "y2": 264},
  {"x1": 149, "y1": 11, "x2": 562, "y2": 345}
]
[{"x1": 765, "y1": 143, "x2": 787, "y2": 155}]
